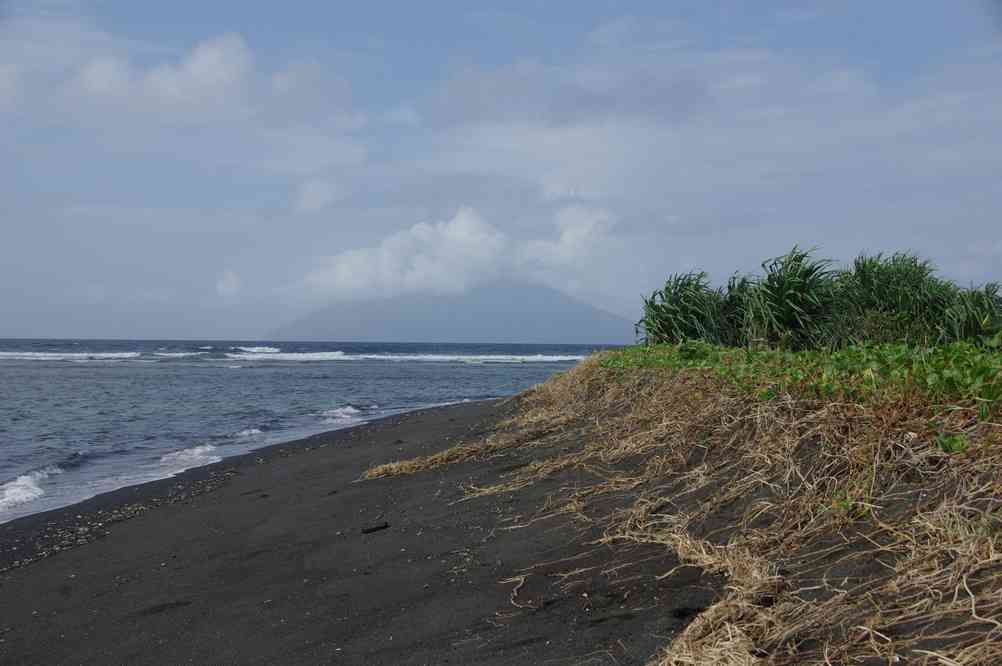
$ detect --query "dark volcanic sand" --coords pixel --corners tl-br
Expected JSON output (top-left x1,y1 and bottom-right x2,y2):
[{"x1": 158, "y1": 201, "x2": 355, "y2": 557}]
[{"x1": 0, "y1": 400, "x2": 718, "y2": 665}]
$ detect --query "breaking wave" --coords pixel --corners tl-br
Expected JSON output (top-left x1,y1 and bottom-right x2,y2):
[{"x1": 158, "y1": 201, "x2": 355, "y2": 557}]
[
  {"x1": 0, "y1": 352, "x2": 141, "y2": 361},
  {"x1": 225, "y1": 351, "x2": 583, "y2": 363},
  {"x1": 320, "y1": 406, "x2": 362, "y2": 424},
  {"x1": 159, "y1": 445, "x2": 221, "y2": 472},
  {"x1": 0, "y1": 466, "x2": 65, "y2": 511},
  {"x1": 227, "y1": 351, "x2": 345, "y2": 361}
]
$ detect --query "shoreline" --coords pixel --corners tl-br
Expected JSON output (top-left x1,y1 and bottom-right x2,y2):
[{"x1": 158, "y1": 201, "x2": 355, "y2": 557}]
[
  {"x1": 0, "y1": 400, "x2": 500, "y2": 572},
  {"x1": 0, "y1": 398, "x2": 483, "y2": 531},
  {"x1": 0, "y1": 397, "x2": 702, "y2": 665}
]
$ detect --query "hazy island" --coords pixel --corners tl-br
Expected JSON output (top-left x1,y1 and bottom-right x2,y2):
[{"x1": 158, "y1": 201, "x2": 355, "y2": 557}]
[{"x1": 273, "y1": 282, "x2": 635, "y2": 345}]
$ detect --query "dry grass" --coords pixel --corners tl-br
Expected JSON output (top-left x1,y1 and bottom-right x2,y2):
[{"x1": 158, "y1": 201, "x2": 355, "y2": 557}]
[
  {"x1": 363, "y1": 435, "x2": 518, "y2": 479},
  {"x1": 364, "y1": 353, "x2": 1002, "y2": 664}
]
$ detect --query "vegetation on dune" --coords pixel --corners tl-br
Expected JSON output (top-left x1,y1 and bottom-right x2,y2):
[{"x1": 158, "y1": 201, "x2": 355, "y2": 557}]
[
  {"x1": 368, "y1": 354, "x2": 1002, "y2": 663},
  {"x1": 626, "y1": 245, "x2": 1002, "y2": 423},
  {"x1": 365, "y1": 246, "x2": 1002, "y2": 664},
  {"x1": 638, "y1": 247, "x2": 1002, "y2": 350},
  {"x1": 603, "y1": 340, "x2": 1002, "y2": 418}
]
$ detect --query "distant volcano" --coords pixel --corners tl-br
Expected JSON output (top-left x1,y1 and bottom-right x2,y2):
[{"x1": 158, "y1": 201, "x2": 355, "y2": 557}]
[{"x1": 273, "y1": 283, "x2": 634, "y2": 344}]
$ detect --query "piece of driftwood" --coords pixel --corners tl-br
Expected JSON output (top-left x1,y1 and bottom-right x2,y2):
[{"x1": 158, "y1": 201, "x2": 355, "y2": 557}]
[{"x1": 360, "y1": 521, "x2": 390, "y2": 534}]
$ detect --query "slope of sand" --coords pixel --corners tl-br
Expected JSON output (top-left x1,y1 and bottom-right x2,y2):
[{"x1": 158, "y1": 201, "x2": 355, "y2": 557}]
[{"x1": 0, "y1": 400, "x2": 715, "y2": 665}]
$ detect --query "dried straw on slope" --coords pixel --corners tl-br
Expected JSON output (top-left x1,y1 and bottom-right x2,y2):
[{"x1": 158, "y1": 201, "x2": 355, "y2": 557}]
[{"x1": 367, "y1": 355, "x2": 1002, "y2": 664}]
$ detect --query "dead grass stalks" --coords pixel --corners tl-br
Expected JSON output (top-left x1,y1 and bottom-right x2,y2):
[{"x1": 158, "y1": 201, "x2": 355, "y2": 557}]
[{"x1": 364, "y1": 356, "x2": 1002, "y2": 663}]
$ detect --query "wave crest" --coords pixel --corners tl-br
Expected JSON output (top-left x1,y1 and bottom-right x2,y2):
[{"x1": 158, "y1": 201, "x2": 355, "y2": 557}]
[
  {"x1": 320, "y1": 406, "x2": 362, "y2": 424},
  {"x1": 224, "y1": 351, "x2": 582, "y2": 363},
  {"x1": 159, "y1": 445, "x2": 221, "y2": 472},
  {"x1": 0, "y1": 352, "x2": 141, "y2": 361},
  {"x1": 0, "y1": 466, "x2": 65, "y2": 511}
]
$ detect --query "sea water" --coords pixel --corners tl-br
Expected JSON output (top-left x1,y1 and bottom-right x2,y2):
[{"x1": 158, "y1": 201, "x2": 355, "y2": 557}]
[{"x1": 0, "y1": 339, "x2": 609, "y2": 524}]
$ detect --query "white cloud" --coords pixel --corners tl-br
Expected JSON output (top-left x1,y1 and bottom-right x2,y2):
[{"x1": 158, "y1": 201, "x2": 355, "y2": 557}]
[
  {"x1": 304, "y1": 207, "x2": 508, "y2": 299},
  {"x1": 2, "y1": 14, "x2": 366, "y2": 176},
  {"x1": 4, "y1": 4, "x2": 1002, "y2": 335},
  {"x1": 390, "y1": 33, "x2": 1002, "y2": 303},
  {"x1": 521, "y1": 206, "x2": 614, "y2": 268},
  {"x1": 517, "y1": 206, "x2": 627, "y2": 302},
  {"x1": 302, "y1": 205, "x2": 619, "y2": 302},
  {"x1": 73, "y1": 55, "x2": 130, "y2": 97},
  {"x1": 294, "y1": 178, "x2": 343, "y2": 212},
  {"x1": 142, "y1": 33, "x2": 251, "y2": 107},
  {"x1": 420, "y1": 44, "x2": 1002, "y2": 222},
  {"x1": 70, "y1": 33, "x2": 252, "y2": 116},
  {"x1": 0, "y1": 12, "x2": 124, "y2": 78},
  {"x1": 216, "y1": 270, "x2": 242, "y2": 299}
]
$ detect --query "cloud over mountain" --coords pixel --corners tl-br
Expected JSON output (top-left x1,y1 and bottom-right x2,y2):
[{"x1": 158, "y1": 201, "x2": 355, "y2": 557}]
[{"x1": 302, "y1": 206, "x2": 619, "y2": 303}]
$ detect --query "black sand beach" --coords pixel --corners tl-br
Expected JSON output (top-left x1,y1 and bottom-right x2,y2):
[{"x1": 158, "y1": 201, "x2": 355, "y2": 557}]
[{"x1": 0, "y1": 399, "x2": 715, "y2": 665}]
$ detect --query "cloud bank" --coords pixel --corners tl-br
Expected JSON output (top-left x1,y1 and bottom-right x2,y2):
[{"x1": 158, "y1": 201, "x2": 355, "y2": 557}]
[
  {"x1": 303, "y1": 206, "x2": 618, "y2": 302},
  {"x1": 1, "y1": 3, "x2": 1001, "y2": 338}
]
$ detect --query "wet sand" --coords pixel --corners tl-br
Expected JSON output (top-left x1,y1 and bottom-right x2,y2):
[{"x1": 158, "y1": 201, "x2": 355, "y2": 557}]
[{"x1": 0, "y1": 399, "x2": 716, "y2": 665}]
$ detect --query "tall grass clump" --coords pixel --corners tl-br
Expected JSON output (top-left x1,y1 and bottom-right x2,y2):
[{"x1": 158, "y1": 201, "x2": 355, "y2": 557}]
[
  {"x1": 639, "y1": 247, "x2": 1002, "y2": 350},
  {"x1": 836, "y1": 252, "x2": 951, "y2": 345},
  {"x1": 944, "y1": 282, "x2": 1002, "y2": 343},
  {"x1": 742, "y1": 246, "x2": 836, "y2": 350},
  {"x1": 638, "y1": 272, "x2": 725, "y2": 345}
]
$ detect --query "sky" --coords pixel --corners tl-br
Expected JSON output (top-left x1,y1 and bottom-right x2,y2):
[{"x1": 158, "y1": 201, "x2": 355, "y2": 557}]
[{"x1": 2, "y1": 1, "x2": 1001, "y2": 339}]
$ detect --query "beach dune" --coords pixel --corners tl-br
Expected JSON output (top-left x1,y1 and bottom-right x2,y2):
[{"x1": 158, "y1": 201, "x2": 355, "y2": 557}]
[{"x1": 0, "y1": 400, "x2": 707, "y2": 665}]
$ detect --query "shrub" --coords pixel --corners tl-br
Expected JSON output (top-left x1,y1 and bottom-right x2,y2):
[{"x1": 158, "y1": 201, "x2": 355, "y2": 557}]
[
  {"x1": 835, "y1": 252, "x2": 950, "y2": 346},
  {"x1": 718, "y1": 274, "x2": 754, "y2": 347},
  {"x1": 638, "y1": 247, "x2": 1001, "y2": 350},
  {"x1": 941, "y1": 282, "x2": 1002, "y2": 344},
  {"x1": 638, "y1": 271, "x2": 724, "y2": 345},
  {"x1": 742, "y1": 247, "x2": 837, "y2": 350}
]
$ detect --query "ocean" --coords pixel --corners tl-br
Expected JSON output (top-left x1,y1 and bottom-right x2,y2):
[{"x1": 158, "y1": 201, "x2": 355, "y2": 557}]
[{"x1": 0, "y1": 339, "x2": 609, "y2": 524}]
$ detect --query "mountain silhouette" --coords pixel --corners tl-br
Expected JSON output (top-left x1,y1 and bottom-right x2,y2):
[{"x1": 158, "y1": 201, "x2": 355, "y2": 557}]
[{"x1": 273, "y1": 283, "x2": 634, "y2": 344}]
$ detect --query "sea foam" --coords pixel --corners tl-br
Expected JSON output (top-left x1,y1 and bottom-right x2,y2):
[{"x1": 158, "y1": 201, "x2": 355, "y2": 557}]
[
  {"x1": 233, "y1": 346, "x2": 281, "y2": 353},
  {"x1": 224, "y1": 351, "x2": 583, "y2": 363},
  {"x1": 320, "y1": 406, "x2": 362, "y2": 424},
  {"x1": 0, "y1": 352, "x2": 141, "y2": 361},
  {"x1": 346, "y1": 353, "x2": 585, "y2": 363},
  {"x1": 159, "y1": 445, "x2": 221, "y2": 472},
  {"x1": 0, "y1": 466, "x2": 64, "y2": 511},
  {"x1": 226, "y1": 351, "x2": 345, "y2": 361}
]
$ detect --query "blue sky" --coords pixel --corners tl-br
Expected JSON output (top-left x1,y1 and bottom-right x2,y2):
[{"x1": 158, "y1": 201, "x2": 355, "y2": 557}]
[{"x1": 2, "y1": 1, "x2": 1001, "y2": 338}]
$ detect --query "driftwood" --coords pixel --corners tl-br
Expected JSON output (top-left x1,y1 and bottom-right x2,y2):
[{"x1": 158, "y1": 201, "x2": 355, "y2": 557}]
[{"x1": 360, "y1": 521, "x2": 389, "y2": 535}]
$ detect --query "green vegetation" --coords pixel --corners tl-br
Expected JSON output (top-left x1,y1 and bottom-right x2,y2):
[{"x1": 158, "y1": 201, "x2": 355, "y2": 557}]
[
  {"x1": 369, "y1": 245, "x2": 1002, "y2": 663},
  {"x1": 638, "y1": 247, "x2": 1002, "y2": 350},
  {"x1": 602, "y1": 340, "x2": 1002, "y2": 415},
  {"x1": 631, "y1": 247, "x2": 1002, "y2": 415},
  {"x1": 936, "y1": 432, "x2": 970, "y2": 454},
  {"x1": 372, "y1": 264, "x2": 1002, "y2": 662}
]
